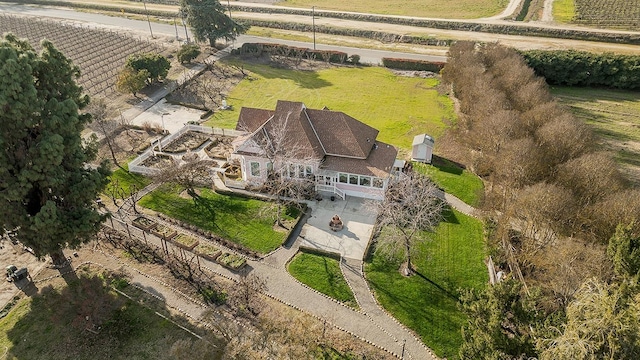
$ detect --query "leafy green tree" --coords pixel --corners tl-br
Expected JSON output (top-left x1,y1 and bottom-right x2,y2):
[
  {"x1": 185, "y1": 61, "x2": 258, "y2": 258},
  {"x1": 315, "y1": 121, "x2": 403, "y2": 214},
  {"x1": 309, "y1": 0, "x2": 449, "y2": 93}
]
[
  {"x1": 0, "y1": 34, "x2": 109, "y2": 265},
  {"x1": 608, "y1": 222, "x2": 640, "y2": 278},
  {"x1": 177, "y1": 43, "x2": 201, "y2": 63},
  {"x1": 126, "y1": 53, "x2": 170, "y2": 84},
  {"x1": 459, "y1": 279, "x2": 540, "y2": 360},
  {"x1": 180, "y1": 0, "x2": 248, "y2": 47},
  {"x1": 115, "y1": 66, "x2": 149, "y2": 97}
]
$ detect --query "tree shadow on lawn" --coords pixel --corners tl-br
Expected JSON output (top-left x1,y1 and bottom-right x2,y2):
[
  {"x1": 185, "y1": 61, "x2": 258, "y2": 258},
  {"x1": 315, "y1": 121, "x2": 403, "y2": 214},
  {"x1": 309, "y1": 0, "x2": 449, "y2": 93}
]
[
  {"x1": 431, "y1": 155, "x2": 465, "y2": 175},
  {"x1": 441, "y1": 205, "x2": 460, "y2": 225},
  {"x1": 6, "y1": 268, "x2": 216, "y2": 360},
  {"x1": 367, "y1": 274, "x2": 463, "y2": 356},
  {"x1": 244, "y1": 61, "x2": 332, "y2": 89}
]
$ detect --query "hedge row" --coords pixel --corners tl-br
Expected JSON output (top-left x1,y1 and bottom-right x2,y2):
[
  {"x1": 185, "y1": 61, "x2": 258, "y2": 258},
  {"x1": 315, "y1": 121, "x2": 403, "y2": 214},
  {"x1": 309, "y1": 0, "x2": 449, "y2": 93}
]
[
  {"x1": 246, "y1": 19, "x2": 453, "y2": 47},
  {"x1": 230, "y1": 4, "x2": 640, "y2": 45},
  {"x1": 382, "y1": 58, "x2": 445, "y2": 72},
  {"x1": 234, "y1": 42, "x2": 354, "y2": 64},
  {"x1": 522, "y1": 50, "x2": 640, "y2": 90}
]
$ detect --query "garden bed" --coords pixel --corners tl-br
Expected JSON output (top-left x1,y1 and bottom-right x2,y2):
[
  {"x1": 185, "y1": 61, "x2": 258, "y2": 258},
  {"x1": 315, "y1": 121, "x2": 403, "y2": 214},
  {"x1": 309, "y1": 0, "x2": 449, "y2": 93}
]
[
  {"x1": 141, "y1": 154, "x2": 173, "y2": 169},
  {"x1": 162, "y1": 132, "x2": 210, "y2": 153},
  {"x1": 151, "y1": 224, "x2": 177, "y2": 240},
  {"x1": 170, "y1": 233, "x2": 199, "y2": 251},
  {"x1": 216, "y1": 252, "x2": 247, "y2": 270},
  {"x1": 131, "y1": 216, "x2": 157, "y2": 232},
  {"x1": 204, "y1": 136, "x2": 235, "y2": 159},
  {"x1": 194, "y1": 243, "x2": 222, "y2": 261}
]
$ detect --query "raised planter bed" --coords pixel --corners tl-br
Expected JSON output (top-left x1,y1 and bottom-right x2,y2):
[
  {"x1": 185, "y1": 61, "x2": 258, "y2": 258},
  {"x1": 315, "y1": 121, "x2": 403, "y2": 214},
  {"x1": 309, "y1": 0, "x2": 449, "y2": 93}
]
[
  {"x1": 170, "y1": 233, "x2": 199, "y2": 251},
  {"x1": 216, "y1": 252, "x2": 247, "y2": 271},
  {"x1": 163, "y1": 132, "x2": 209, "y2": 153},
  {"x1": 194, "y1": 243, "x2": 222, "y2": 261},
  {"x1": 131, "y1": 216, "x2": 157, "y2": 232},
  {"x1": 151, "y1": 224, "x2": 177, "y2": 240}
]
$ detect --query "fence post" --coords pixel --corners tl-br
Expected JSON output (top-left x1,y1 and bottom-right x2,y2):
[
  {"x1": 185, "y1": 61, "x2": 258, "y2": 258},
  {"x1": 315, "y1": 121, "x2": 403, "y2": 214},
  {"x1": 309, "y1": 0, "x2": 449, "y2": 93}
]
[{"x1": 125, "y1": 223, "x2": 132, "y2": 239}]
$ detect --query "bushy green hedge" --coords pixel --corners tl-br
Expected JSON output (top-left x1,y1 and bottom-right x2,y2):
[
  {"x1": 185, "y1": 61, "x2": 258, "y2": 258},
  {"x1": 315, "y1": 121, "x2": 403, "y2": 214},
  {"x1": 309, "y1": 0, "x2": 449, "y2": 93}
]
[
  {"x1": 235, "y1": 42, "x2": 352, "y2": 64},
  {"x1": 382, "y1": 58, "x2": 445, "y2": 72},
  {"x1": 522, "y1": 50, "x2": 640, "y2": 89}
]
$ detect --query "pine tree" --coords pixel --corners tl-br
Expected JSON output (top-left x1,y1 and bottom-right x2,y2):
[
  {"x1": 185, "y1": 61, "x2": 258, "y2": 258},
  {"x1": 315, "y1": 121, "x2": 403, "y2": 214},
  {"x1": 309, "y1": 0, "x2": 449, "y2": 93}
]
[
  {"x1": 180, "y1": 0, "x2": 248, "y2": 47},
  {"x1": 0, "y1": 34, "x2": 109, "y2": 265}
]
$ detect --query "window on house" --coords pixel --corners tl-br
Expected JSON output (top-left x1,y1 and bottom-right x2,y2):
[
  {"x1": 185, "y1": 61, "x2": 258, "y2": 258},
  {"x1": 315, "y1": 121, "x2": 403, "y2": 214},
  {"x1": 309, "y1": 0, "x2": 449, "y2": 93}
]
[
  {"x1": 359, "y1": 176, "x2": 371, "y2": 187},
  {"x1": 349, "y1": 175, "x2": 358, "y2": 185},
  {"x1": 267, "y1": 162, "x2": 273, "y2": 172},
  {"x1": 339, "y1": 173, "x2": 348, "y2": 183},
  {"x1": 288, "y1": 164, "x2": 296, "y2": 178},
  {"x1": 298, "y1": 164, "x2": 305, "y2": 178},
  {"x1": 250, "y1": 162, "x2": 260, "y2": 177},
  {"x1": 305, "y1": 165, "x2": 313, "y2": 175},
  {"x1": 373, "y1": 178, "x2": 384, "y2": 188}
]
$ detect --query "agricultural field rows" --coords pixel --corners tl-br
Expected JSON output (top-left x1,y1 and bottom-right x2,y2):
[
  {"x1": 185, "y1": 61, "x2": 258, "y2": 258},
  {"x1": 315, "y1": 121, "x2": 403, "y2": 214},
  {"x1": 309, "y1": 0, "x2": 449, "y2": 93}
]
[
  {"x1": 0, "y1": 15, "x2": 162, "y2": 98},
  {"x1": 573, "y1": 0, "x2": 640, "y2": 30}
]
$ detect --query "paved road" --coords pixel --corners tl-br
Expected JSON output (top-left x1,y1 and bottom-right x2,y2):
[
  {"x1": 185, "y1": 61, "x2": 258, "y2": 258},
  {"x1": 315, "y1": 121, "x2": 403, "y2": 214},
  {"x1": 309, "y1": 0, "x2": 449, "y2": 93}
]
[{"x1": 0, "y1": 3, "x2": 447, "y2": 64}]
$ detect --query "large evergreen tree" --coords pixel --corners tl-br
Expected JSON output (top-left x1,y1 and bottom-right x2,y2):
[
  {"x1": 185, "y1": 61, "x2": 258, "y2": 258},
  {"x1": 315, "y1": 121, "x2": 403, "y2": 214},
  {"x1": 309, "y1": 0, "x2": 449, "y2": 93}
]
[
  {"x1": 180, "y1": 0, "x2": 248, "y2": 47},
  {"x1": 0, "y1": 34, "x2": 109, "y2": 265}
]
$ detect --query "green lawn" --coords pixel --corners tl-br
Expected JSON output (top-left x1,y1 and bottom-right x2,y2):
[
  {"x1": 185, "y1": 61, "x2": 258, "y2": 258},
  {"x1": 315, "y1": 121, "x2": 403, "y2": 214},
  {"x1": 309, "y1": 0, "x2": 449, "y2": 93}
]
[
  {"x1": 288, "y1": 251, "x2": 358, "y2": 309},
  {"x1": 0, "y1": 272, "x2": 209, "y2": 360},
  {"x1": 139, "y1": 184, "x2": 297, "y2": 253},
  {"x1": 107, "y1": 163, "x2": 152, "y2": 199},
  {"x1": 275, "y1": 0, "x2": 509, "y2": 19},
  {"x1": 414, "y1": 161, "x2": 484, "y2": 207},
  {"x1": 552, "y1": 0, "x2": 576, "y2": 22},
  {"x1": 365, "y1": 209, "x2": 487, "y2": 359},
  {"x1": 206, "y1": 63, "x2": 455, "y2": 152},
  {"x1": 550, "y1": 86, "x2": 640, "y2": 182}
]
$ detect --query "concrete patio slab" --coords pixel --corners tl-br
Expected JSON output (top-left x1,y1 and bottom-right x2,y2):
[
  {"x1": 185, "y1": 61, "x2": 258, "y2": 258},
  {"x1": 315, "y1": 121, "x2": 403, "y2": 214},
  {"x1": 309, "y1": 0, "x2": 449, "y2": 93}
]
[
  {"x1": 130, "y1": 98, "x2": 205, "y2": 134},
  {"x1": 300, "y1": 196, "x2": 377, "y2": 260}
]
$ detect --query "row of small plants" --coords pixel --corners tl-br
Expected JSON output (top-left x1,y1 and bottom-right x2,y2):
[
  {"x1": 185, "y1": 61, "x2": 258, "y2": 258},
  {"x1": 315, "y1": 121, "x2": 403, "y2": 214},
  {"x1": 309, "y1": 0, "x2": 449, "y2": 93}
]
[
  {"x1": 132, "y1": 216, "x2": 247, "y2": 270},
  {"x1": 382, "y1": 58, "x2": 446, "y2": 72}
]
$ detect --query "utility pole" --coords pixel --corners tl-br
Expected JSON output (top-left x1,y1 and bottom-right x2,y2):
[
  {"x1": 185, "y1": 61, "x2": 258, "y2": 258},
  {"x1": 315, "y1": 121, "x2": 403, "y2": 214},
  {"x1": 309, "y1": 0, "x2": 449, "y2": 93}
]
[
  {"x1": 312, "y1": 6, "x2": 316, "y2": 50},
  {"x1": 181, "y1": 13, "x2": 190, "y2": 43},
  {"x1": 173, "y1": 16, "x2": 179, "y2": 41},
  {"x1": 143, "y1": 0, "x2": 154, "y2": 38}
]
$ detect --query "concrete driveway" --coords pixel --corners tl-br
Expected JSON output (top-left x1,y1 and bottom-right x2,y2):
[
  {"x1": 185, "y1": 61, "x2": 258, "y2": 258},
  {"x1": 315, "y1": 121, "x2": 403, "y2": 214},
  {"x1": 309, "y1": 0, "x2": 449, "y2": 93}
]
[{"x1": 299, "y1": 196, "x2": 377, "y2": 260}]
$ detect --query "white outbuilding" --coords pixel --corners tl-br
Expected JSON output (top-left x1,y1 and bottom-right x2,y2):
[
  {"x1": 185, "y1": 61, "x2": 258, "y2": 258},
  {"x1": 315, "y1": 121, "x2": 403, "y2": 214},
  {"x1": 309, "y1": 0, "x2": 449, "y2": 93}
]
[{"x1": 411, "y1": 134, "x2": 434, "y2": 163}]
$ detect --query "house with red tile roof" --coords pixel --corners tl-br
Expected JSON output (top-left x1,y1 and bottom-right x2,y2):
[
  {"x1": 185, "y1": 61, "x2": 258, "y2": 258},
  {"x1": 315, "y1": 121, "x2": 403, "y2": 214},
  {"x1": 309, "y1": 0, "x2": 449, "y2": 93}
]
[{"x1": 230, "y1": 100, "x2": 398, "y2": 200}]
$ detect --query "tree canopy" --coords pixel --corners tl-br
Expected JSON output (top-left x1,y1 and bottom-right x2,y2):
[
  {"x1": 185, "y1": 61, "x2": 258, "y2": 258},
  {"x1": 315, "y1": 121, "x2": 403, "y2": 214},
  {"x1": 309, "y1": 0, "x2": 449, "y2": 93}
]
[
  {"x1": 0, "y1": 34, "x2": 109, "y2": 264},
  {"x1": 126, "y1": 53, "x2": 170, "y2": 85},
  {"x1": 180, "y1": 0, "x2": 248, "y2": 47}
]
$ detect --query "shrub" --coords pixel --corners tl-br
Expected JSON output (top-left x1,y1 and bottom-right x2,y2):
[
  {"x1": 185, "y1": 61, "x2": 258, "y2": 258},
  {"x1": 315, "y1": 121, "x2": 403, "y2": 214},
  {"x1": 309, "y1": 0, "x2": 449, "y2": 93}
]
[
  {"x1": 382, "y1": 58, "x2": 445, "y2": 72},
  {"x1": 126, "y1": 53, "x2": 171, "y2": 84},
  {"x1": 177, "y1": 43, "x2": 201, "y2": 63}
]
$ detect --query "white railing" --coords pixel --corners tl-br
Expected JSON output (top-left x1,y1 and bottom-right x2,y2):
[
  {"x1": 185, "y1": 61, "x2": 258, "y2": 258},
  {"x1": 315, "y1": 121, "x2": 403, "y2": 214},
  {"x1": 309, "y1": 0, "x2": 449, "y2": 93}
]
[{"x1": 315, "y1": 184, "x2": 345, "y2": 200}]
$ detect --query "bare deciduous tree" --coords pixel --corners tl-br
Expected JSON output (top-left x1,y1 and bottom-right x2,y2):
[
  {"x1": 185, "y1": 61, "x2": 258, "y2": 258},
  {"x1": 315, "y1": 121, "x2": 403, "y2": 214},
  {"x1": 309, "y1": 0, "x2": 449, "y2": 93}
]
[
  {"x1": 370, "y1": 173, "x2": 445, "y2": 275},
  {"x1": 86, "y1": 98, "x2": 122, "y2": 168}
]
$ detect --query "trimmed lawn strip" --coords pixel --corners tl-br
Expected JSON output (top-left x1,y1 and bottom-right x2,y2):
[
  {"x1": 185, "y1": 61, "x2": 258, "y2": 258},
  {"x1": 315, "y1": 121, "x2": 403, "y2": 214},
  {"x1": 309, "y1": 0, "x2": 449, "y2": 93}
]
[
  {"x1": 288, "y1": 251, "x2": 358, "y2": 309},
  {"x1": 205, "y1": 63, "x2": 455, "y2": 152},
  {"x1": 276, "y1": 0, "x2": 507, "y2": 19},
  {"x1": 139, "y1": 184, "x2": 294, "y2": 253},
  {"x1": 413, "y1": 161, "x2": 484, "y2": 207},
  {"x1": 365, "y1": 210, "x2": 486, "y2": 359}
]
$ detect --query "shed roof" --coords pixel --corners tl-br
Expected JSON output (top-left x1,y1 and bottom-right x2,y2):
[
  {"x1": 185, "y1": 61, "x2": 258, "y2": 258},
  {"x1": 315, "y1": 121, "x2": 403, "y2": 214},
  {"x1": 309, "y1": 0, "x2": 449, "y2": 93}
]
[{"x1": 412, "y1": 134, "x2": 434, "y2": 146}]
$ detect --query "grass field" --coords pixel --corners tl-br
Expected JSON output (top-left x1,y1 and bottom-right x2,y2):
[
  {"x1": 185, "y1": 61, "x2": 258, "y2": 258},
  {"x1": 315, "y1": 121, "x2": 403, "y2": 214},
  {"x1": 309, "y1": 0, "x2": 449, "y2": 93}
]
[
  {"x1": 0, "y1": 271, "x2": 207, "y2": 360},
  {"x1": 414, "y1": 161, "x2": 484, "y2": 207},
  {"x1": 288, "y1": 251, "x2": 358, "y2": 308},
  {"x1": 275, "y1": 0, "x2": 510, "y2": 19},
  {"x1": 139, "y1": 184, "x2": 297, "y2": 253},
  {"x1": 553, "y1": 0, "x2": 576, "y2": 22},
  {"x1": 206, "y1": 62, "x2": 455, "y2": 152},
  {"x1": 550, "y1": 86, "x2": 640, "y2": 183},
  {"x1": 107, "y1": 164, "x2": 152, "y2": 199},
  {"x1": 365, "y1": 209, "x2": 487, "y2": 359}
]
